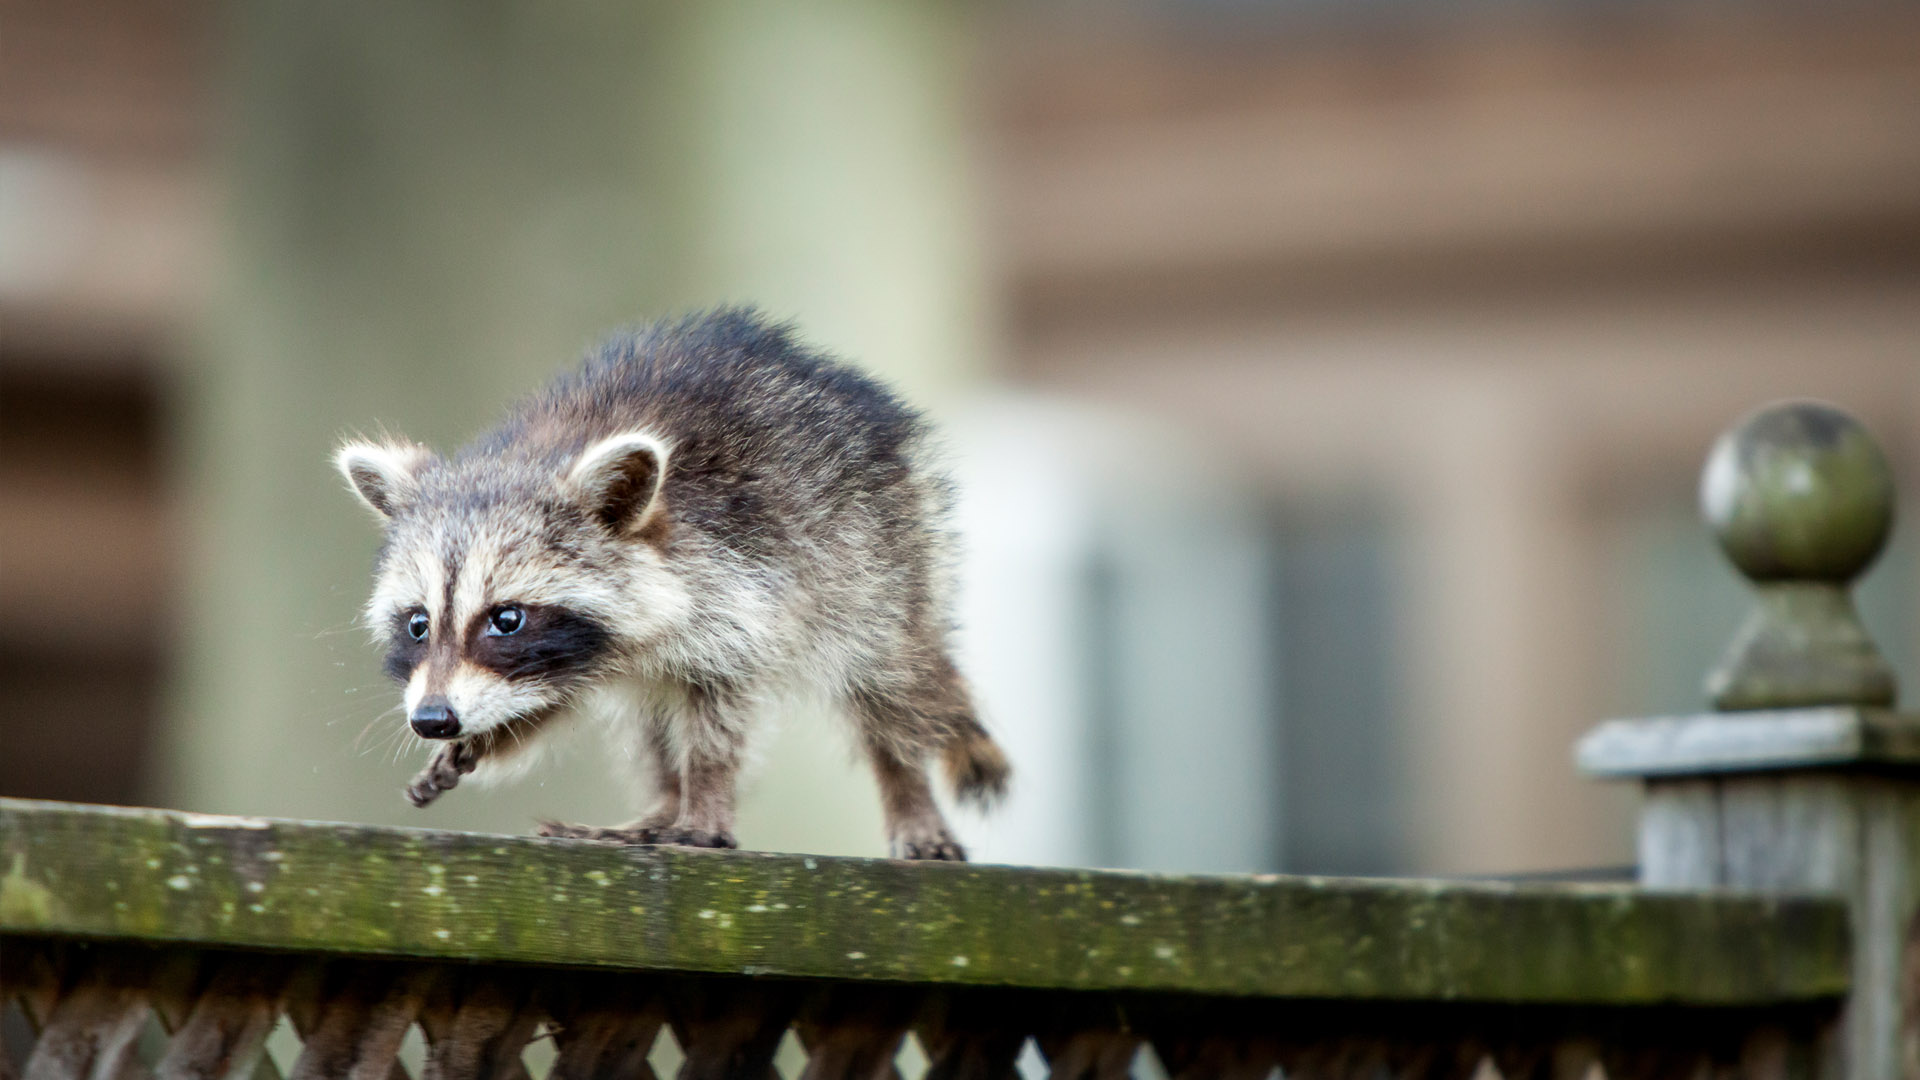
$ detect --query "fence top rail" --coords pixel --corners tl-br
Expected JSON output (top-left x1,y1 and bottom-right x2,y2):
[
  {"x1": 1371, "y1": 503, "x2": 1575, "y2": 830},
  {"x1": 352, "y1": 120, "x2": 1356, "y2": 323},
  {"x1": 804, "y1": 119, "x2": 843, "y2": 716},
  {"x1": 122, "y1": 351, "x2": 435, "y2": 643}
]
[{"x1": 0, "y1": 798, "x2": 1848, "y2": 1006}]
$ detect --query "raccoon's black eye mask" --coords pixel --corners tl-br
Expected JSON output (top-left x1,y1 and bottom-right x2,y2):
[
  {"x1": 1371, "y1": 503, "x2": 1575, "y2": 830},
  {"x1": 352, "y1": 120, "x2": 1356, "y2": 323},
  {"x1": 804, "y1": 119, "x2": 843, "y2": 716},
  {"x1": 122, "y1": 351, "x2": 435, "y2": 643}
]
[
  {"x1": 379, "y1": 603, "x2": 612, "y2": 685},
  {"x1": 383, "y1": 607, "x2": 430, "y2": 682},
  {"x1": 464, "y1": 605, "x2": 613, "y2": 683}
]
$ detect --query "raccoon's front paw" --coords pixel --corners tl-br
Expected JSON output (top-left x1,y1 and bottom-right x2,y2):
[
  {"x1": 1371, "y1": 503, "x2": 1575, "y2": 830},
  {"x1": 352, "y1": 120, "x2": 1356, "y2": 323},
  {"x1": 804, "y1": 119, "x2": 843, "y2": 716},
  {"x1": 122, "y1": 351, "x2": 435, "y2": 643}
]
[
  {"x1": 405, "y1": 741, "x2": 478, "y2": 808},
  {"x1": 893, "y1": 831, "x2": 967, "y2": 862},
  {"x1": 652, "y1": 827, "x2": 737, "y2": 850},
  {"x1": 536, "y1": 821, "x2": 661, "y2": 843},
  {"x1": 404, "y1": 774, "x2": 446, "y2": 808},
  {"x1": 536, "y1": 820, "x2": 596, "y2": 840},
  {"x1": 536, "y1": 821, "x2": 735, "y2": 849}
]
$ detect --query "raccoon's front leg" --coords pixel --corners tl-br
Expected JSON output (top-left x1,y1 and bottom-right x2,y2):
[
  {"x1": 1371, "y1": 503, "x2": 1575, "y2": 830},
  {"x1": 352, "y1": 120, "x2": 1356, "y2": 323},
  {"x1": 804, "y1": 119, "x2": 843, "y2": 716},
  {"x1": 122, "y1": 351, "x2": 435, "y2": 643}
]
[
  {"x1": 537, "y1": 720, "x2": 683, "y2": 842},
  {"x1": 538, "y1": 750, "x2": 733, "y2": 846},
  {"x1": 542, "y1": 689, "x2": 741, "y2": 849},
  {"x1": 656, "y1": 744, "x2": 739, "y2": 848},
  {"x1": 405, "y1": 738, "x2": 482, "y2": 807}
]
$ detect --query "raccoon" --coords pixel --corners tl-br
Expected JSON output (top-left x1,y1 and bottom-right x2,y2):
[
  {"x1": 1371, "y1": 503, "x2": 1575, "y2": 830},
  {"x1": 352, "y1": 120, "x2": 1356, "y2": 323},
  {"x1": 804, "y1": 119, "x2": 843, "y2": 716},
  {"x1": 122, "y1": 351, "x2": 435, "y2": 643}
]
[{"x1": 336, "y1": 309, "x2": 1008, "y2": 860}]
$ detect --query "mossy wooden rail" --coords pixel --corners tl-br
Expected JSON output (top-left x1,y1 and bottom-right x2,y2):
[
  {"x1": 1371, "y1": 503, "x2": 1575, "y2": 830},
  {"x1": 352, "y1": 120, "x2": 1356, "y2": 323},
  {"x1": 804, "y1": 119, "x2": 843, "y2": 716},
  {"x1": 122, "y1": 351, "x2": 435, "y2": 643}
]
[
  {"x1": 0, "y1": 798, "x2": 1853, "y2": 1080},
  {"x1": 0, "y1": 799, "x2": 1850, "y2": 1005},
  {"x1": 5, "y1": 400, "x2": 1918, "y2": 1080}
]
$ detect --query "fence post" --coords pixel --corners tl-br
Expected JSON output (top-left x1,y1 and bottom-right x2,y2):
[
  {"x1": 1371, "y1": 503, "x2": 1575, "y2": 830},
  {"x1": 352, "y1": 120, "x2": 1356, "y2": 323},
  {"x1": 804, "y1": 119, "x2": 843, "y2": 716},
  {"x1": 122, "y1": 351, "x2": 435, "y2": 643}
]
[{"x1": 1579, "y1": 401, "x2": 1920, "y2": 1080}]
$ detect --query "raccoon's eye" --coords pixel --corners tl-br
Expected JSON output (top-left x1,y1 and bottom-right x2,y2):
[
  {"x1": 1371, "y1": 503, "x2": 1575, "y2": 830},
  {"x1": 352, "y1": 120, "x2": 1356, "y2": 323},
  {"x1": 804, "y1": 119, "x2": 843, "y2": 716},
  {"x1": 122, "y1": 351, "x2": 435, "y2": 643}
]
[
  {"x1": 487, "y1": 606, "x2": 525, "y2": 636},
  {"x1": 406, "y1": 611, "x2": 430, "y2": 641}
]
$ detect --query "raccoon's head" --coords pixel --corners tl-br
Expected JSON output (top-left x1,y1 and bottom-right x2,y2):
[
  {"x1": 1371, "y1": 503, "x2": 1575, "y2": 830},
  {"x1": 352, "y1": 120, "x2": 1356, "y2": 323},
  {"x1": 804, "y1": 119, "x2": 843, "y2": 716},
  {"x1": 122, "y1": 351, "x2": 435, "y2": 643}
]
[{"x1": 335, "y1": 431, "x2": 689, "y2": 741}]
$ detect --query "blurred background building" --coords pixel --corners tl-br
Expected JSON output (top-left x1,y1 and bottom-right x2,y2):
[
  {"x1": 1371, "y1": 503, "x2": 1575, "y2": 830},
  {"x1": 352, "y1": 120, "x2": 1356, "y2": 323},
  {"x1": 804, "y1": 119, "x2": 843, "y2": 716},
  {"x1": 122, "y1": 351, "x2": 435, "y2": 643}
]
[{"x1": 4, "y1": 0, "x2": 1918, "y2": 877}]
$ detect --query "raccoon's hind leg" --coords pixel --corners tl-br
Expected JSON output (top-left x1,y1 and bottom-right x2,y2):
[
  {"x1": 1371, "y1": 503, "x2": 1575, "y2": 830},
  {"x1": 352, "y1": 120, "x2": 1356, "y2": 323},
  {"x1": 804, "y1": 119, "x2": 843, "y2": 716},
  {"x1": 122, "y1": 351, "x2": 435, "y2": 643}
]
[
  {"x1": 849, "y1": 664, "x2": 975, "y2": 862},
  {"x1": 864, "y1": 739, "x2": 965, "y2": 861}
]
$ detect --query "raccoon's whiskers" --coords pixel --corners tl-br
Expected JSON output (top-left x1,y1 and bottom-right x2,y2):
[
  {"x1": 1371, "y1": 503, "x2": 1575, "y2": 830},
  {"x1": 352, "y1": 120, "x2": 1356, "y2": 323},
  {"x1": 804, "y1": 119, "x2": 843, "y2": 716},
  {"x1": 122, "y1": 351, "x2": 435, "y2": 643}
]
[
  {"x1": 502, "y1": 713, "x2": 535, "y2": 754},
  {"x1": 383, "y1": 731, "x2": 413, "y2": 767},
  {"x1": 352, "y1": 704, "x2": 406, "y2": 753},
  {"x1": 311, "y1": 617, "x2": 369, "y2": 642},
  {"x1": 393, "y1": 728, "x2": 428, "y2": 766}
]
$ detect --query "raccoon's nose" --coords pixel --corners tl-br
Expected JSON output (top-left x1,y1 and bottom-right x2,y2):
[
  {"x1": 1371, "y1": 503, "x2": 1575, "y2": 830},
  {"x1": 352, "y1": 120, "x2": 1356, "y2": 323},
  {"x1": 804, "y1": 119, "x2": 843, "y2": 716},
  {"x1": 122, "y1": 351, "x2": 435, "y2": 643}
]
[{"x1": 410, "y1": 699, "x2": 461, "y2": 740}]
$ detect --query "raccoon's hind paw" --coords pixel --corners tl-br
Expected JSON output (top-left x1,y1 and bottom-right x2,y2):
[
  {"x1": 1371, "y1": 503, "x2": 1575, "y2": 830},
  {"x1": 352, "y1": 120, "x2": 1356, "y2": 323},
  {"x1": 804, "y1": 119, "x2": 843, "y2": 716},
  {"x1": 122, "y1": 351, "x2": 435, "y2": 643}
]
[{"x1": 892, "y1": 830, "x2": 967, "y2": 862}]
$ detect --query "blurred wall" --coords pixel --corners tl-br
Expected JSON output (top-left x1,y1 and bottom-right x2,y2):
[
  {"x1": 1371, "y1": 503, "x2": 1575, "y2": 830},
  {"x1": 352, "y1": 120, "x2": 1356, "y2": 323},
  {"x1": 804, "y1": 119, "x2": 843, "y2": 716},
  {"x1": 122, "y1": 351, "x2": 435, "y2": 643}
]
[
  {"x1": 161, "y1": 0, "x2": 990, "y2": 856},
  {"x1": 980, "y1": 5, "x2": 1920, "y2": 874},
  {"x1": 0, "y1": 0, "x2": 210, "y2": 807}
]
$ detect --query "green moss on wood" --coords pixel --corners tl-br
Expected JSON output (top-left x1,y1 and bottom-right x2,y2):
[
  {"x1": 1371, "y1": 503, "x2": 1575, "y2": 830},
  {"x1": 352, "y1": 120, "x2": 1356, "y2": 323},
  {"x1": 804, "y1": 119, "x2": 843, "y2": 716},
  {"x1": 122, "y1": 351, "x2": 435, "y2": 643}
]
[{"x1": 0, "y1": 798, "x2": 1850, "y2": 1005}]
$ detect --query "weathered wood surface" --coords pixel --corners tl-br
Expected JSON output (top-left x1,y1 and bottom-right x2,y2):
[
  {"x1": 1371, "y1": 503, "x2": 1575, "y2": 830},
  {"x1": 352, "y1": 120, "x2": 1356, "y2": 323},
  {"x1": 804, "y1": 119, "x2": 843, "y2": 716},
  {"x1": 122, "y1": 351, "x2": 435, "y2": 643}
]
[
  {"x1": 1638, "y1": 773, "x2": 1920, "y2": 1080},
  {"x1": 1581, "y1": 402, "x2": 1920, "y2": 1080},
  {"x1": 1580, "y1": 708, "x2": 1920, "y2": 778},
  {"x1": 0, "y1": 798, "x2": 1849, "y2": 1005}
]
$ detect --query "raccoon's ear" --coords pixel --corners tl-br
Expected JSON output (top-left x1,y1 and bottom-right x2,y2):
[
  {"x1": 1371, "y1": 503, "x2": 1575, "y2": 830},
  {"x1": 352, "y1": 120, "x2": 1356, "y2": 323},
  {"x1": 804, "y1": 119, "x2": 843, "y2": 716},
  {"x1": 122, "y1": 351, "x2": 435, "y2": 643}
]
[
  {"x1": 335, "y1": 439, "x2": 433, "y2": 520},
  {"x1": 567, "y1": 431, "x2": 669, "y2": 534}
]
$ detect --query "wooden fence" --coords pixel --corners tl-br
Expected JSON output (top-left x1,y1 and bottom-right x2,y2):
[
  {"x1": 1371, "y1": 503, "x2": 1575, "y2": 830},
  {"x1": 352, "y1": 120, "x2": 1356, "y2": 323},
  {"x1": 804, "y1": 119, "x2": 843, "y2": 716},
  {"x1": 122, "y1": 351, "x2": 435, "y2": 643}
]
[{"x1": 3, "y1": 402, "x2": 1916, "y2": 1080}]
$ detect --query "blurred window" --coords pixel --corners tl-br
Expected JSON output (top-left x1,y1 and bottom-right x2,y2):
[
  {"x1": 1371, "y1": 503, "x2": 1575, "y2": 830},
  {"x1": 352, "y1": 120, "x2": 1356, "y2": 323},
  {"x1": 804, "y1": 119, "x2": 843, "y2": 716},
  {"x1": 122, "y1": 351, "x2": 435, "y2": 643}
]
[{"x1": 0, "y1": 359, "x2": 171, "y2": 803}]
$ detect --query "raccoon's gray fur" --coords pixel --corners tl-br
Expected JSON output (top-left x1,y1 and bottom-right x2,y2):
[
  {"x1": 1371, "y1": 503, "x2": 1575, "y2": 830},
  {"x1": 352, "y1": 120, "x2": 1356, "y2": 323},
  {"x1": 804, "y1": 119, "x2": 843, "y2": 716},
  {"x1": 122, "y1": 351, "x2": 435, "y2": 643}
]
[{"x1": 336, "y1": 309, "x2": 1009, "y2": 860}]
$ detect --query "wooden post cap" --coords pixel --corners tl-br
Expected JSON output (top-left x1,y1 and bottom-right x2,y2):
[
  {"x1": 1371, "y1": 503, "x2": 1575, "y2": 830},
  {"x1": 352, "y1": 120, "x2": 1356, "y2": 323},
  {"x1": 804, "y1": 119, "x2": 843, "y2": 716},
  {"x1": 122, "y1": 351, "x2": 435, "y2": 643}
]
[
  {"x1": 1701, "y1": 401, "x2": 1898, "y2": 710},
  {"x1": 1579, "y1": 402, "x2": 1918, "y2": 775},
  {"x1": 1702, "y1": 400, "x2": 1895, "y2": 584}
]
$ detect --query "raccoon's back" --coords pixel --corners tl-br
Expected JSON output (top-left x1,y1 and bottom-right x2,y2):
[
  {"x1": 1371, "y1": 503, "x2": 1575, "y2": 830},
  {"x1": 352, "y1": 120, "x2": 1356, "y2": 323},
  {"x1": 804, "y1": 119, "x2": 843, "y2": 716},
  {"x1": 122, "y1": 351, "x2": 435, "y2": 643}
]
[{"x1": 474, "y1": 309, "x2": 936, "y2": 555}]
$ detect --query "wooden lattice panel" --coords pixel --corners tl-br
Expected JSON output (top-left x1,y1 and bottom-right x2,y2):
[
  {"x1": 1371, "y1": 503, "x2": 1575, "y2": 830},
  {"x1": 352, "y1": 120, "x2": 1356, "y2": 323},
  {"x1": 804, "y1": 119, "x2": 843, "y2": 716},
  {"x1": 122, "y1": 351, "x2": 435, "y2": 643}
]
[{"x1": 1, "y1": 940, "x2": 1827, "y2": 1080}]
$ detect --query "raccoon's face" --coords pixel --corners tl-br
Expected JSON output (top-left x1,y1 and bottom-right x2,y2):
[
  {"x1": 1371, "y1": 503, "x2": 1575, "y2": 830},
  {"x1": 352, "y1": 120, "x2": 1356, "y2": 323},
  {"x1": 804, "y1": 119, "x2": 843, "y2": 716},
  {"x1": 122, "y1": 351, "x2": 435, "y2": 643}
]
[{"x1": 336, "y1": 431, "x2": 686, "y2": 741}]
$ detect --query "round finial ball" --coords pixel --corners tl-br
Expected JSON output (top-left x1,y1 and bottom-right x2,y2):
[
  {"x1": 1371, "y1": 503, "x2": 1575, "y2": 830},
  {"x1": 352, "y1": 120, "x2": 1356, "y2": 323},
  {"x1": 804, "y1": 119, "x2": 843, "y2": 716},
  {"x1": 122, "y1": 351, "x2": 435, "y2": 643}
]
[{"x1": 1701, "y1": 401, "x2": 1894, "y2": 583}]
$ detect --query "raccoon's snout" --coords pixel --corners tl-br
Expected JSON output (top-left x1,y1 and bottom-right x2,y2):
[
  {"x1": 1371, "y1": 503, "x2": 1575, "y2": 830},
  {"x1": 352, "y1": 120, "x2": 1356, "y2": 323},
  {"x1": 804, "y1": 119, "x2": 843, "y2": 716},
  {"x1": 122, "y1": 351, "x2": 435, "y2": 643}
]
[{"x1": 410, "y1": 698, "x2": 461, "y2": 740}]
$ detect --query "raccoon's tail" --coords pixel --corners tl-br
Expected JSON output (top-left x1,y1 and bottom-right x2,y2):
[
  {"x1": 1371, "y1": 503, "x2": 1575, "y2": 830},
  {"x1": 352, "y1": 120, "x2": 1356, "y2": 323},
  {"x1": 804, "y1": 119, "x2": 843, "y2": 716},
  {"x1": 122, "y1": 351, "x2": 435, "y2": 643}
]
[{"x1": 941, "y1": 718, "x2": 1011, "y2": 809}]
